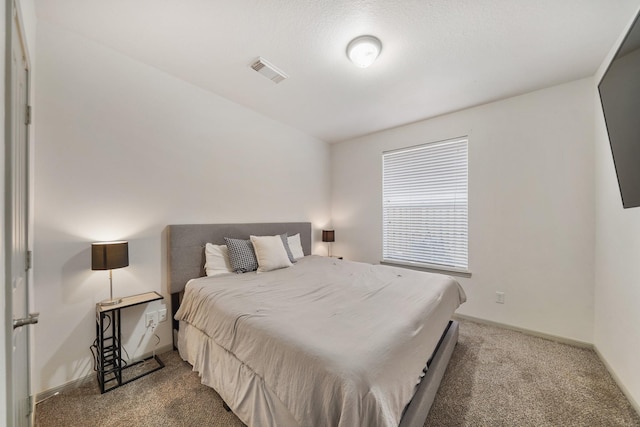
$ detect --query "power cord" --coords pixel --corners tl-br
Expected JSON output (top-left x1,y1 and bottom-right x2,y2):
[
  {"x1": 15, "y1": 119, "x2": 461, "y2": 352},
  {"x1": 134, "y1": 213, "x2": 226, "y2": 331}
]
[
  {"x1": 91, "y1": 312, "x2": 163, "y2": 373},
  {"x1": 90, "y1": 313, "x2": 129, "y2": 373},
  {"x1": 146, "y1": 319, "x2": 161, "y2": 359}
]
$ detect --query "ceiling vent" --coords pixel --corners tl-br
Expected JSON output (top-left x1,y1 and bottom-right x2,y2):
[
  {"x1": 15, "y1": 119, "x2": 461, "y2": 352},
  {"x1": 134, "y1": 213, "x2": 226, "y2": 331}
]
[{"x1": 250, "y1": 57, "x2": 288, "y2": 84}]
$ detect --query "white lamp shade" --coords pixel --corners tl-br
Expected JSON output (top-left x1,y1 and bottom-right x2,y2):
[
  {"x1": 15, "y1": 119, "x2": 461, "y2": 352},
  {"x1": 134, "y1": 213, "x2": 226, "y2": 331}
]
[{"x1": 347, "y1": 35, "x2": 382, "y2": 68}]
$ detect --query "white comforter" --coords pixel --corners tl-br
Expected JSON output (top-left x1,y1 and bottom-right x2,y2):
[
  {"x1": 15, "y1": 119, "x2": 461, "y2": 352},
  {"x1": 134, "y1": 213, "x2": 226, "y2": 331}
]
[{"x1": 175, "y1": 256, "x2": 466, "y2": 427}]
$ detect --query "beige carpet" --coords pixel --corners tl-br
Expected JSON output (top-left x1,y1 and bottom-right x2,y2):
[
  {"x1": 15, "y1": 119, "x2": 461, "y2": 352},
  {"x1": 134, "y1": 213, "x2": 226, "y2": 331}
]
[{"x1": 35, "y1": 319, "x2": 640, "y2": 426}]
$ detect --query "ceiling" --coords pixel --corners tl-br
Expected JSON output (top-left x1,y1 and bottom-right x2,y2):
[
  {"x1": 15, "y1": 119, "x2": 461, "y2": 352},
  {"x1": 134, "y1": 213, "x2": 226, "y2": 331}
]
[{"x1": 35, "y1": 0, "x2": 640, "y2": 143}]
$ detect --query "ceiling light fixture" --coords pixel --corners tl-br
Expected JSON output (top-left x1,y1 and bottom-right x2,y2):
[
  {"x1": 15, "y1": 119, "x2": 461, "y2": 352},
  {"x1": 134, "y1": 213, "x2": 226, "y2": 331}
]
[{"x1": 346, "y1": 35, "x2": 382, "y2": 68}]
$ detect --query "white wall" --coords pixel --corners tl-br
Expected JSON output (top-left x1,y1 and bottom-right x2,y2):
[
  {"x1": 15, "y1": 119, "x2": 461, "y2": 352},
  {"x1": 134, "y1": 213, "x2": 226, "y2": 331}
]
[
  {"x1": 33, "y1": 21, "x2": 330, "y2": 394},
  {"x1": 593, "y1": 6, "x2": 640, "y2": 410},
  {"x1": 331, "y1": 78, "x2": 595, "y2": 343}
]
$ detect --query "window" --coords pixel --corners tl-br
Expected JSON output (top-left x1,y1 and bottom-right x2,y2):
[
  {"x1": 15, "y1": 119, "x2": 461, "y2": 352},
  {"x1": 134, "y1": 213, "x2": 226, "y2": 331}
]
[{"x1": 382, "y1": 137, "x2": 468, "y2": 272}]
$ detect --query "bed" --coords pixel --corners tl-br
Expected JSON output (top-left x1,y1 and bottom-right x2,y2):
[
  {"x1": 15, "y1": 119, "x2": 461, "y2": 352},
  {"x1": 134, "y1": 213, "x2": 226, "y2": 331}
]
[{"x1": 167, "y1": 222, "x2": 466, "y2": 427}]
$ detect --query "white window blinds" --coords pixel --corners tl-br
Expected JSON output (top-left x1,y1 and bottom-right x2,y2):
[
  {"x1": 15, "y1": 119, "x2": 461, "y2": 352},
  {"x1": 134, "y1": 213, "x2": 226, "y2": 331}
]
[{"x1": 382, "y1": 137, "x2": 468, "y2": 271}]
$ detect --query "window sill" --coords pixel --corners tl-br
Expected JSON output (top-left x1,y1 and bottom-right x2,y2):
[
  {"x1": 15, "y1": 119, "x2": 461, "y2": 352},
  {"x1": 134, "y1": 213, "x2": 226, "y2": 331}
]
[{"x1": 380, "y1": 260, "x2": 472, "y2": 278}]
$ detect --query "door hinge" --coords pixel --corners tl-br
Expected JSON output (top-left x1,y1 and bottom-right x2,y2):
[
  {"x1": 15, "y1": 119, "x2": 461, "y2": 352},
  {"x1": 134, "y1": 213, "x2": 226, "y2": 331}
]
[
  {"x1": 25, "y1": 105, "x2": 32, "y2": 125},
  {"x1": 26, "y1": 250, "x2": 32, "y2": 270},
  {"x1": 28, "y1": 395, "x2": 33, "y2": 415}
]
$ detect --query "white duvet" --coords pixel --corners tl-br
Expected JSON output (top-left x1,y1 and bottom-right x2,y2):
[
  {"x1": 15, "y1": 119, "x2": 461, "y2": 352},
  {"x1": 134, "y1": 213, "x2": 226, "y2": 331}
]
[{"x1": 175, "y1": 256, "x2": 466, "y2": 427}]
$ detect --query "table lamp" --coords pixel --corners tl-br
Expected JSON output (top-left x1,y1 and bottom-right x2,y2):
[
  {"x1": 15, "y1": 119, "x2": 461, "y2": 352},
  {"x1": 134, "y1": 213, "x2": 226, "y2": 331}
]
[
  {"x1": 322, "y1": 229, "x2": 335, "y2": 257},
  {"x1": 92, "y1": 241, "x2": 129, "y2": 306}
]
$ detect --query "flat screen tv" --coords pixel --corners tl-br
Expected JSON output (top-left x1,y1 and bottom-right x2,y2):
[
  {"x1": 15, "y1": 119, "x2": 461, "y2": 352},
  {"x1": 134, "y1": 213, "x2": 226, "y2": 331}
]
[{"x1": 598, "y1": 9, "x2": 640, "y2": 209}]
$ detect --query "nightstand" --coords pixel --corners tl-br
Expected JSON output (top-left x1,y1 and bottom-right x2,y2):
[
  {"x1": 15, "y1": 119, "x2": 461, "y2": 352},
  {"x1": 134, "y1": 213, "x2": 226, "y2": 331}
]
[{"x1": 95, "y1": 291, "x2": 165, "y2": 393}]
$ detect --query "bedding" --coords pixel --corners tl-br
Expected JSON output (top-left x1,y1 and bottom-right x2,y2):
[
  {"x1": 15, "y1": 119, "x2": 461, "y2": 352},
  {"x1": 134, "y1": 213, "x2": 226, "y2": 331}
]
[
  {"x1": 287, "y1": 233, "x2": 305, "y2": 260},
  {"x1": 279, "y1": 233, "x2": 297, "y2": 264},
  {"x1": 175, "y1": 255, "x2": 466, "y2": 427},
  {"x1": 250, "y1": 234, "x2": 293, "y2": 272},
  {"x1": 224, "y1": 237, "x2": 259, "y2": 273},
  {"x1": 204, "y1": 243, "x2": 233, "y2": 276}
]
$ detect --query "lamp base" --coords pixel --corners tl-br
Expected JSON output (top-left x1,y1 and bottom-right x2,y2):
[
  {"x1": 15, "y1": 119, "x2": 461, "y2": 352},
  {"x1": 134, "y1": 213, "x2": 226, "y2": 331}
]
[{"x1": 99, "y1": 297, "x2": 123, "y2": 307}]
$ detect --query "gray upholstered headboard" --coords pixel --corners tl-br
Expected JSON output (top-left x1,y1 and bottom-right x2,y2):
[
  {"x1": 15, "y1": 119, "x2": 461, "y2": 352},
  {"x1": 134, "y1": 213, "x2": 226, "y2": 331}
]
[{"x1": 166, "y1": 222, "x2": 312, "y2": 295}]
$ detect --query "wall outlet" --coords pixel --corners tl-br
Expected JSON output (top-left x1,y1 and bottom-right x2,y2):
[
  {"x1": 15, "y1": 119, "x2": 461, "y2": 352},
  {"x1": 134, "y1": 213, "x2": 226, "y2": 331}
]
[
  {"x1": 496, "y1": 291, "x2": 505, "y2": 304},
  {"x1": 158, "y1": 308, "x2": 167, "y2": 323},
  {"x1": 145, "y1": 311, "x2": 159, "y2": 327}
]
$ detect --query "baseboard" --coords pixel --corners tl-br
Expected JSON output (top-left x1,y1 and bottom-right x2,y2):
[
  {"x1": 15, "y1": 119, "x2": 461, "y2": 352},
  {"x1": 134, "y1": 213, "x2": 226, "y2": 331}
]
[
  {"x1": 453, "y1": 314, "x2": 593, "y2": 348},
  {"x1": 35, "y1": 374, "x2": 94, "y2": 403},
  {"x1": 593, "y1": 345, "x2": 640, "y2": 416},
  {"x1": 35, "y1": 344, "x2": 174, "y2": 403}
]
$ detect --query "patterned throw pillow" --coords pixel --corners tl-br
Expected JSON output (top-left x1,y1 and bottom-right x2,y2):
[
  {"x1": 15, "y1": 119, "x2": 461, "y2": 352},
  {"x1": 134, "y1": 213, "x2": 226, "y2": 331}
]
[{"x1": 224, "y1": 237, "x2": 258, "y2": 273}]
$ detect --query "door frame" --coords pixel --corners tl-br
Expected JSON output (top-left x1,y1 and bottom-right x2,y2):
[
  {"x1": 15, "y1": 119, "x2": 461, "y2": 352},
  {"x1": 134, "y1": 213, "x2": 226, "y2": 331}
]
[{"x1": 4, "y1": 0, "x2": 33, "y2": 425}]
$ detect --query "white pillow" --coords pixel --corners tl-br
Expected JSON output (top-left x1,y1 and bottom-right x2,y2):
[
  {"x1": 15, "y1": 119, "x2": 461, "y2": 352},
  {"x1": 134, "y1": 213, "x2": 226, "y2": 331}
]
[
  {"x1": 287, "y1": 233, "x2": 305, "y2": 259},
  {"x1": 204, "y1": 243, "x2": 233, "y2": 276},
  {"x1": 250, "y1": 235, "x2": 293, "y2": 273}
]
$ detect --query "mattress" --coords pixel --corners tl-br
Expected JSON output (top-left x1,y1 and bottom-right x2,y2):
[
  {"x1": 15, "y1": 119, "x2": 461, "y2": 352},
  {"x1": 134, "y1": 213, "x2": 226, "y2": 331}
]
[{"x1": 175, "y1": 255, "x2": 466, "y2": 427}]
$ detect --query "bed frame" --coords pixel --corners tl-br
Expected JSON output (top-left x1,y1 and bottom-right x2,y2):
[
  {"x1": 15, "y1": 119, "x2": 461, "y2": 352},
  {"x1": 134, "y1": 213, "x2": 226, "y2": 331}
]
[{"x1": 166, "y1": 222, "x2": 458, "y2": 427}]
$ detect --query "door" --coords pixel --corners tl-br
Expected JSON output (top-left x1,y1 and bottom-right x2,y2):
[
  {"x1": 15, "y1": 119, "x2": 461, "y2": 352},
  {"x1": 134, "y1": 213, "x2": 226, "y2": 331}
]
[{"x1": 7, "y1": 3, "x2": 33, "y2": 426}]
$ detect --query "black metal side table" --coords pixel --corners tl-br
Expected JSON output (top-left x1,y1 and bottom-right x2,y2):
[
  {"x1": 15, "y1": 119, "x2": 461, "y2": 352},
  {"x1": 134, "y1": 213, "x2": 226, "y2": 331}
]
[{"x1": 95, "y1": 291, "x2": 165, "y2": 393}]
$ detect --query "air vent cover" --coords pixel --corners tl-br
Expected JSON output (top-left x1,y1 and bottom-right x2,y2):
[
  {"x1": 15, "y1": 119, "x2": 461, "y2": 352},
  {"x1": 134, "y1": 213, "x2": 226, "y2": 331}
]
[{"x1": 250, "y1": 57, "x2": 288, "y2": 84}]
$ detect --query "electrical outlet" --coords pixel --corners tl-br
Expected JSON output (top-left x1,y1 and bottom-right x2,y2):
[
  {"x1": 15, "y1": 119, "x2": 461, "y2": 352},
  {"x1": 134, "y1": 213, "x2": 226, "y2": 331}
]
[
  {"x1": 496, "y1": 291, "x2": 505, "y2": 304},
  {"x1": 145, "y1": 311, "x2": 159, "y2": 327},
  {"x1": 158, "y1": 308, "x2": 167, "y2": 323}
]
